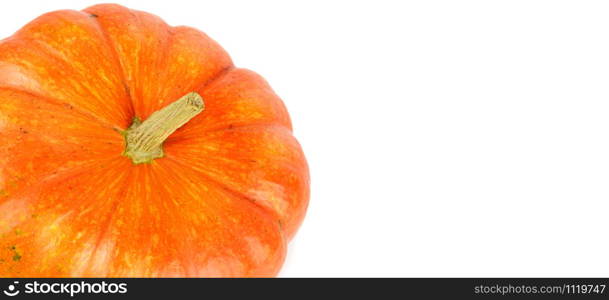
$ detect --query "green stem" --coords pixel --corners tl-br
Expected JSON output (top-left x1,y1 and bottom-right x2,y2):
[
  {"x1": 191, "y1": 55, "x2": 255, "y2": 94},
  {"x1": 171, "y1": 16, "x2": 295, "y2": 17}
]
[{"x1": 123, "y1": 92, "x2": 204, "y2": 164}]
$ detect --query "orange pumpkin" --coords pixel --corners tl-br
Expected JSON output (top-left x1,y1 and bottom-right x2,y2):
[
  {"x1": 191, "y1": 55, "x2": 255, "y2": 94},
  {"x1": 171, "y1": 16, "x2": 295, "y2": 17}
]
[{"x1": 0, "y1": 4, "x2": 309, "y2": 277}]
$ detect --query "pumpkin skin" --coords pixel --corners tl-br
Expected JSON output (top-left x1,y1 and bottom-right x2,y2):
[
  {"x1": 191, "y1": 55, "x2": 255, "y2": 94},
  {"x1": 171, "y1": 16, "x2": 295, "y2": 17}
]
[{"x1": 0, "y1": 3, "x2": 309, "y2": 277}]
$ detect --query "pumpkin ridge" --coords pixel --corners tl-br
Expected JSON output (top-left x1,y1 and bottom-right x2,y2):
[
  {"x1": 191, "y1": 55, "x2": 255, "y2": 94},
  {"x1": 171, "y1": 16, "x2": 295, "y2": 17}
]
[
  {"x1": 135, "y1": 9, "x2": 174, "y2": 118},
  {"x1": 0, "y1": 156, "x2": 132, "y2": 276},
  {"x1": 36, "y1": 156, "x2": 129, "y2": 192},
  {"x1": 0, "y1": 86, "x2": 121, "y2": 131},
  {"x1": 90, "y1": 160, "x2": 134, "y2": 276},
  {"x1": 4, "y1": 10, "x2": 133, "y2": 127},
  {"x1": 83, "y1": 8, "x2": 135, "y2": 122},
  {"x1": 83, "y1": 4, "x2": 234, "y2": 124},
  {"x1": 126, "y1": 157, "x2": 288, "y2": 277},
  {"x1": 163, "y1": 124, "x2": 309, "y2": 240},
  {"x1": 83, "y1": 168, "x2": 131, "y2": 277},
  {"x1": 166, "y1": 122, "x2": 293, "y2": 144},
  {"x1": 162, "y1": 153, "x2": 285, "y2": 231},
  {"x1": 0, "y1": 156, "x2": 127, "y2": 221},
  {"x1": 194, "y1": 64, "x2": 235, "y2": 92},
  {"x1": 82, "y1": 4, "x2": 173, "y2": 119}
]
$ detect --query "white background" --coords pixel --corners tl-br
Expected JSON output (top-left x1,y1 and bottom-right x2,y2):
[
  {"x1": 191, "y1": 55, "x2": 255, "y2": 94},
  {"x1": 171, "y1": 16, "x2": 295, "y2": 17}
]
[{"x1": 2, "y1": 0, "x2": 609, "y2": 277}]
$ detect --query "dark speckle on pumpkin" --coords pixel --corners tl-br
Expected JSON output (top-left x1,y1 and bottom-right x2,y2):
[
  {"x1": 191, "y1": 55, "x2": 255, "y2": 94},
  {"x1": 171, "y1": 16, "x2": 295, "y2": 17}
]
[{"x1": 9, "y1": 245, "x2": 21, "y2": 262}]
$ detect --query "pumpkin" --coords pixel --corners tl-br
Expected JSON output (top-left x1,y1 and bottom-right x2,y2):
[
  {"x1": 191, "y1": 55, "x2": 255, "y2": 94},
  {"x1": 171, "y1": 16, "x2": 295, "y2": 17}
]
[{"x1": 0, "y1": 4, "x2": 309, "y2": 277}]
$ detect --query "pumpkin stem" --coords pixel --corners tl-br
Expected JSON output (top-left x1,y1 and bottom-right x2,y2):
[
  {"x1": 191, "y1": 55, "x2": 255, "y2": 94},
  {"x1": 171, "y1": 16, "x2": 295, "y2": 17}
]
[{"x1": 123, "y1": 92, "x2": 204, "y2": 164}]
